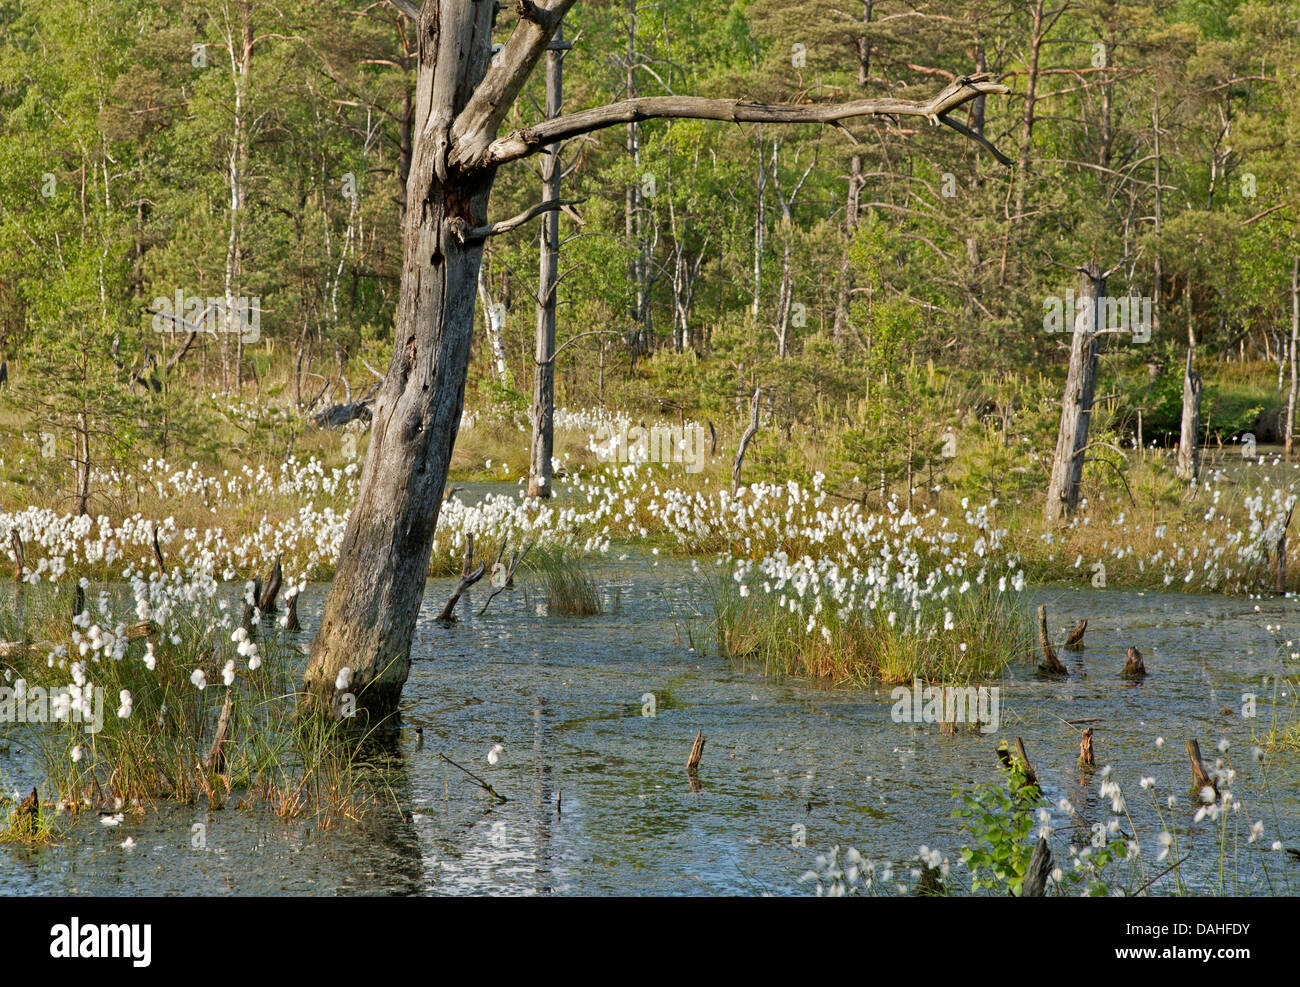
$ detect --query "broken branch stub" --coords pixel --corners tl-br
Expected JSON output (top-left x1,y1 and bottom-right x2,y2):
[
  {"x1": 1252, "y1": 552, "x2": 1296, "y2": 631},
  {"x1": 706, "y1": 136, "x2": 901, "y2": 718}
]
[
  {"x1": 1186, "y1": 739, "x2": 1216, "y2": 797},
  {"x1": 1122, "y1": 645, "x2": 1146, "y2": 678},
  {"x1": 1078, "y1": 726, "x2": 1095, "y2": 767},
  {"x1": 687, "y1": 730, "x2": 706, "y2": 770},
  {"x1": 1037, "y1": 605, "x2": 1068, "y2": 675},
  {"x1": 437, "y1": 534, "x2": 488, "y2": 623}
]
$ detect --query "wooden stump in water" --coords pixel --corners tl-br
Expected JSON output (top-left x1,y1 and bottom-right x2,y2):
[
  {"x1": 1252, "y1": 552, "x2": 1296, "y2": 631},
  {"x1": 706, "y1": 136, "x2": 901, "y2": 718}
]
[
  {"x1": 285, "y1": 593, "x2": 301, "y2": 631},
  {"x1": 1122, "y1": 645, "x2": 1146, "y2": 678},
  {"x1": 436, "y1": 534, "x2": 487, "y2": 623},
  {"x1": 1021, "y1": 836, "x2": 1053, "y2": 897},
  {"x1": 1078, "y1": 726, "x2": 1095, "y2": 767},
  {"x1": 205, "y1": 691, "x2": 233, "y2": 773},
  {"x1": 257, "y1": 555, "x2": 283, "y2": 613},
  {"x1": 1037, "y1": 605, "x2": 1068, "y2": 675},
  {"x1": 1186, "y1": 739, "x2": 1216, "y2": 797},
  {"x1": 687, "y1": 730, "x2": 706, "y2": 770},
  {"x1": 1065, "y1": 618, "x2": 1087, "y2": 649}
]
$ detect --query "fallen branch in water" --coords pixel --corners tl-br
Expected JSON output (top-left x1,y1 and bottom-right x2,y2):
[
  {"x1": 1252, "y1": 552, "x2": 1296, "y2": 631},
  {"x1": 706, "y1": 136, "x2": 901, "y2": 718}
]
[
  {"x1": 436, "y1": 752, "x2": 508, "y2": 803},
  {"x1": 437, "y1": 534, "x2": 487, "y2": 623},
  {"x1": 477, "y1": 539, "x2": 533, "y2": 616}
]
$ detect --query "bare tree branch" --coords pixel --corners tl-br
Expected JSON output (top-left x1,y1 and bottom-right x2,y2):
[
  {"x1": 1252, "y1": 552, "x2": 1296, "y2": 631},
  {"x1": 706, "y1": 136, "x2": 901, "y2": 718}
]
[
  {"x1": 386, "y1": 0, "x2": 419, "y2": 22},
  {"x1": 537, "y1": 329, "x2": 620, "y2": 365},
  {"x1": 449, "y1": 0, "x2": 580, "y2": 166},
  {"x1": 452, "y1": 197, "x2": 584, "y2": 243},
  {"x1": 457, "y1": 75, "x2": 1010, "y2": 170},
  {"x1": 163, "y1": 330, "x2": 198, "y2": 374},
  {"x1": 937, "y1": 113, "x2": 1012, "y2": 167}
]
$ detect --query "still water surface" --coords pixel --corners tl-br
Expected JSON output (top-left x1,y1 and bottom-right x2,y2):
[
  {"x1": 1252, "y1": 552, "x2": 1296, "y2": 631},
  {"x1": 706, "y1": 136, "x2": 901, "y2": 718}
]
[{"x1": 3, "y1": 551, "x2": 1298, "y2": 895}]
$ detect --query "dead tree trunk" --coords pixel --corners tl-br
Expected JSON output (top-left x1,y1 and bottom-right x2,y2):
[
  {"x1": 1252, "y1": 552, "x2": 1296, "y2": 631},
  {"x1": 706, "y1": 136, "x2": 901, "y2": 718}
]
[
  {"x1": 732, "y1": 386, "x2": 762, "y2": 495},
  {"x1": 300, "y1": 0, "x2": 499, "y2": 724},
  {"x1": 1122, "y1": 644, "x2": 1146, "y2": 678},
  {"x1": 1044, "y1": 264, "x2": 1103, "y2": 521},
  {"x1": 257, "y1": 554, "x2": 283, "y2": 613},
  {"x1": 1288, "y1": 256, "x2": 1299, "y2": 462},
  {"x1": 1186, "y1": 739, "x2": 1216, "y2": 796},
  {"x1": 1021, "y1": 836, "x2": 1053, "y2": 897},
  {"x1": 299, "y1": 0, "x2": 1007, "y2": 725},
  {"x1": 528, "y1": 22, "x2": 565, "y2": 499},
  {"x1": 1175, "y1": 346, "x2": 1201, "y2": 481},
  {"x1": 1077, "y1": 726, "x2": 1095, "y2": 766},
  {"x1": 1037, "y1": 604, "x2": 1067, "y2": 674}
]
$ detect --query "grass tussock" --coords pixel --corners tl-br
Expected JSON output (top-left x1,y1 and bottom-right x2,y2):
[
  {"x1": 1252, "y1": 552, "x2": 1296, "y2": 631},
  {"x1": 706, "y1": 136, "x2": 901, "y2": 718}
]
[
  {"x1": 527, "y1": 545, "x2": 603, "y2": 616},
  {"x1": 712, "y1": 577, "x2": 1032, "y2": 686},
  {"x1": 0, "y1": 784, "x2": 56, "y2": 845},
  {"x1": 0, "y1": 581, "x2": 379, "y2": 840}
]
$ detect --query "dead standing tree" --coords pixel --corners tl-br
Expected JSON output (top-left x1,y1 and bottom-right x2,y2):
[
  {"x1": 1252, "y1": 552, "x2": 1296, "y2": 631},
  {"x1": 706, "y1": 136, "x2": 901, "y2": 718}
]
[
  {"x1": 1044, "y1": 263, "x2": 1107, "y2": 521},
  {"x1": 300, "y1": 0, "x2": 1010, "y2": 725},
  {"x1": 527, "y1": 20, "x2": 570, "y2": 499},
  {"x1": 1175, "y1": 346, "x2": 1202, "y2": 482}
]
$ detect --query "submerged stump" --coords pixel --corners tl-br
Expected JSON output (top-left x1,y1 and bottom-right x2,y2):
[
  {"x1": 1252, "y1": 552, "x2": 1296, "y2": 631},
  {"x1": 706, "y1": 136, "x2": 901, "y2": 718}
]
[
  {"x1": 1021, "y1": 836, "x2": 1053, "y2": 897},
  {"x1": 1037, "y1": 605, "x2": 1068, "y2": 675},
  {"x1": 1077, "y1": 726, "x2": 1095, "y2": 766},
  {"x1": 1122, "y1": 645, "x2": 1146, "y2": 678},
  {"x1": 1186, "y1": 738, "x2": 1217, "y2": 798}
]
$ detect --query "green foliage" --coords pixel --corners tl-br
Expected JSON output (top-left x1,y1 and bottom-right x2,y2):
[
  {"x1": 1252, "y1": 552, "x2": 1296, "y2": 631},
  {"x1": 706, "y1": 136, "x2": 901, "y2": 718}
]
[{"x1": 951, "y1": 761, "x2": 1040, "y2": 895}]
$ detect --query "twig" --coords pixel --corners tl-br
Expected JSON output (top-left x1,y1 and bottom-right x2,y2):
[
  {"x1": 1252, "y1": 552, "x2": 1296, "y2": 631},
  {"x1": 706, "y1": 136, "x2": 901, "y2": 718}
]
[
  {"x1": 437, "y1": 534, "x2": 488, "y2": 622},
  {"x1": 436, "y1": 752, "x2": 508, "y2": 803},
  {"x1": 478, "y1": 540, "x2": 533, "y2": 616},
  {"x1": 1130, "y1": 854, "x2": 1191, "y2": 896}
]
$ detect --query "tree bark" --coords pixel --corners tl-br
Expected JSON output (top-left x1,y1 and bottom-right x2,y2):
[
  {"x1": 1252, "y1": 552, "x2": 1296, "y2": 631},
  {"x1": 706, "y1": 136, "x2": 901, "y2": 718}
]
[
  {"x1": 1044, "y1": 264, "x2": 1103, "y2": 521},
  {"x1": 528, "y1": 22, "x2": 563, "y2": 498},
  {"x1": 300, "y1": 0, "x2": 498, "y2": 725},
  {"x1": 1175, "y1": 346, "x2": 1201, "y2": 481}
]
